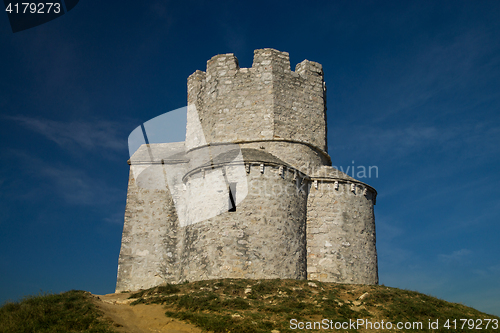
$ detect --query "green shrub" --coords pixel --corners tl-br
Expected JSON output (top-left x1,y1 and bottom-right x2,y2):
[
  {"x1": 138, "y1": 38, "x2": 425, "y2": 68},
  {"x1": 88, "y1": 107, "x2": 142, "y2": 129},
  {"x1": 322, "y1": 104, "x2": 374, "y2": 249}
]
[{"x1": 0, "y1": 290, "x2": 115, "y2": 333}]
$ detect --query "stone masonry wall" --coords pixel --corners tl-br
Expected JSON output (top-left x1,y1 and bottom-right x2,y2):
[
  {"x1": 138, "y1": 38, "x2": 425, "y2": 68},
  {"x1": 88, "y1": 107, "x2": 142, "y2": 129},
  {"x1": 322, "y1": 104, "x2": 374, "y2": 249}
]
[
  {"x1": 273, "y1": 54, "x2": 327, "y2": 152},
  {"x1": 177, "y1": 163, "x2": 308, "y2": 282},
  {"x1": 116, "y1": 165, "x2": 180, "y2": 292},
  {"x1": 186, "y1": 48, "x2": 328, "y2": 171},
  {"x1": 306, "y1": 173, "x2": 378, "y2": 284},
  {"x1": 187, "y1": 52, "x2": 274, "y2": 144}
]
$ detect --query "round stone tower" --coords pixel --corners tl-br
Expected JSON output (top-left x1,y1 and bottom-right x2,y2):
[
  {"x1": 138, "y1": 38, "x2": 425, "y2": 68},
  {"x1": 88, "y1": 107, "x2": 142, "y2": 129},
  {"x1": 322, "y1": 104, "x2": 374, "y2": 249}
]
[
  {"x1": 307, "y1": 166, "x2": 378, "y2": 284},
  {"x1": 179, "y1": 148, "x2": 308, "y2": 281}
]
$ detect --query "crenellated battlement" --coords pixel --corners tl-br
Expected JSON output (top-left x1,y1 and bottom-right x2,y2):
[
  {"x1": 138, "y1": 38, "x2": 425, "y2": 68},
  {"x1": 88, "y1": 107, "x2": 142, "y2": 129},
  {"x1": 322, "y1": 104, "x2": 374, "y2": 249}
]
[{"x1": 187, "y1": 49, "x2": 324, "y2": 97}]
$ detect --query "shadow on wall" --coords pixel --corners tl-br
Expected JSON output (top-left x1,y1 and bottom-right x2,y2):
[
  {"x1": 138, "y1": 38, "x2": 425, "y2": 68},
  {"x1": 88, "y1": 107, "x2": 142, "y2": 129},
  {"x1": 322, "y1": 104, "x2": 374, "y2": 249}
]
[{"x1": 127, "y1": 105, "x2": 249, "y2": 227}]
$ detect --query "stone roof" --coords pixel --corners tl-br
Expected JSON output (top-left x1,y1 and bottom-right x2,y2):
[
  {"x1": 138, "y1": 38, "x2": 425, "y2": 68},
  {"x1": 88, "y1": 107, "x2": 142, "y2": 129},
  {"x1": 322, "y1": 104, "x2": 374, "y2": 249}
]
[
  {"x1": 310, "y1": 165, "x2": 376, "y2": 191},
  {"x1": 193, "y1": 148, "x2": 290, "y2": 170},
  {"x1": 241, "y1": 148, "x2": 290, "y2": 166},
  {"x1": 310, "y1": 165, "x2": 358, "y2": 182}
]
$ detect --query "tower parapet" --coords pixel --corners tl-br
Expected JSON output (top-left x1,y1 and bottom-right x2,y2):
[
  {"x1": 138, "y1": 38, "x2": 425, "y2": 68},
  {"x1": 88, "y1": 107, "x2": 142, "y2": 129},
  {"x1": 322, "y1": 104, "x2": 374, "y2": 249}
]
[{"x1": 186, "y1": 48, "x2": 330, "y2": 173}]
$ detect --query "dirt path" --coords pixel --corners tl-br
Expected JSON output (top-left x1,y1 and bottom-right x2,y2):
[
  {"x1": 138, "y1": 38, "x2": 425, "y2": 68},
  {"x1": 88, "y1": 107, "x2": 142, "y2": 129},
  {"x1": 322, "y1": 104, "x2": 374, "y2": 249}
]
[{"x1": 93, "y1": 292, "x2": 203, "y2": 333}]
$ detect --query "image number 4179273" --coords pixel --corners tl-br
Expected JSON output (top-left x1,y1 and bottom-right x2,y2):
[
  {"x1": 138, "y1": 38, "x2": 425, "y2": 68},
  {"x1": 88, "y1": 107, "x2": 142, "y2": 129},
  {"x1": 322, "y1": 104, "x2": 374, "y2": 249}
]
[{"x1": 3, "y1": 0, "x2": 79, "y2": 33}]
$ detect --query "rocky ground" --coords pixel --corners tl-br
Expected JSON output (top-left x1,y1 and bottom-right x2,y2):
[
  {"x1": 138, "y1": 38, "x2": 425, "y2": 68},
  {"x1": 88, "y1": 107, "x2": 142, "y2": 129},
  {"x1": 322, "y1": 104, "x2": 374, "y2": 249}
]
[{"x1": 93, "y1": 291, "x2": 202, "y2": 333}]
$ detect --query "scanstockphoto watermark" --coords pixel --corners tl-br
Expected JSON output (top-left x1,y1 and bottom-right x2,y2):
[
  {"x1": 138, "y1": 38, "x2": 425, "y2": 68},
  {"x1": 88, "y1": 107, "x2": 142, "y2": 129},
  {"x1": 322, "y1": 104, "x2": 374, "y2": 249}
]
[{"x1": 290, "y1": 318, "x2": 423, "y2": 330}]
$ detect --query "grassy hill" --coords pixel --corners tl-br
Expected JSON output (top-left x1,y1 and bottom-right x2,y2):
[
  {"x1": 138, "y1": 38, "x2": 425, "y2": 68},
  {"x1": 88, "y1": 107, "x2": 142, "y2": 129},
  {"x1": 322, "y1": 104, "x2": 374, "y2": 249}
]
[
  {"x1": 0, "y1": 290, "x2": 115, "y2": 333},
  {"x1": 128, "y1": 279, "x2": 499, "y2": 333},
  {"x1": 1, "y1": 279, "x2": 499, "y2": 332}
]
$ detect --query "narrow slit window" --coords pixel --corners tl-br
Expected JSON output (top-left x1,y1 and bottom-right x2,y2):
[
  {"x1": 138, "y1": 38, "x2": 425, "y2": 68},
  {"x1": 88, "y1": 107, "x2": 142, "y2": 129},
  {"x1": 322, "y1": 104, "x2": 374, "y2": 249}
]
[{"x1": 228, "y1": 182, "x2": 236, "y2": 212}]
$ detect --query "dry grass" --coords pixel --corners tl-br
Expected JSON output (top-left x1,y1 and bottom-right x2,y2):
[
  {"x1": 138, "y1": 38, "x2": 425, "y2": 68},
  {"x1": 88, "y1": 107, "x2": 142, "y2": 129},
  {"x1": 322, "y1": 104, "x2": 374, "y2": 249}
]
[
  {"x1": 0, "y1": 290, "x2": 116, "y2": 333},
  {"x1": 129, "y1": 279, "x2": 500, "y2": 332}
]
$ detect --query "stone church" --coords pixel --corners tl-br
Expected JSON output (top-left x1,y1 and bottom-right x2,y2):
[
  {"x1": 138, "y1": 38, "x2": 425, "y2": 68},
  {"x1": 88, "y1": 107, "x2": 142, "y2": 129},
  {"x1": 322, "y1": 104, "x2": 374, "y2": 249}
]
[{"x1": 116, "y1": 48, "x2": 378, "y2": 292}]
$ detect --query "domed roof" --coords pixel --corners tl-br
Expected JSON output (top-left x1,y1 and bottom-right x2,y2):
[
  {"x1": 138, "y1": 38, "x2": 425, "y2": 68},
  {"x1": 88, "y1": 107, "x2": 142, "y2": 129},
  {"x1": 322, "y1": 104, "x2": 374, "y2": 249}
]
[
  {"x1": 310, "y1": 165, "x2": 358, "y2": 182},
  {"x1": 310, "y1": 165, "x2": 376, "y2": 193},
  {"x1": 188, "y1": 148, "x2": 290, "y2": 171}
]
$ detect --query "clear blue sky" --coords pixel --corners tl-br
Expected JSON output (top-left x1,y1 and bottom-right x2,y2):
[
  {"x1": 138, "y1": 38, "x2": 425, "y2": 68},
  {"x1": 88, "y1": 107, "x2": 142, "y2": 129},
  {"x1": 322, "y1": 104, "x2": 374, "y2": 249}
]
[{"x1": 1, "y1": 0, "x2": 499, "y2": 317}]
